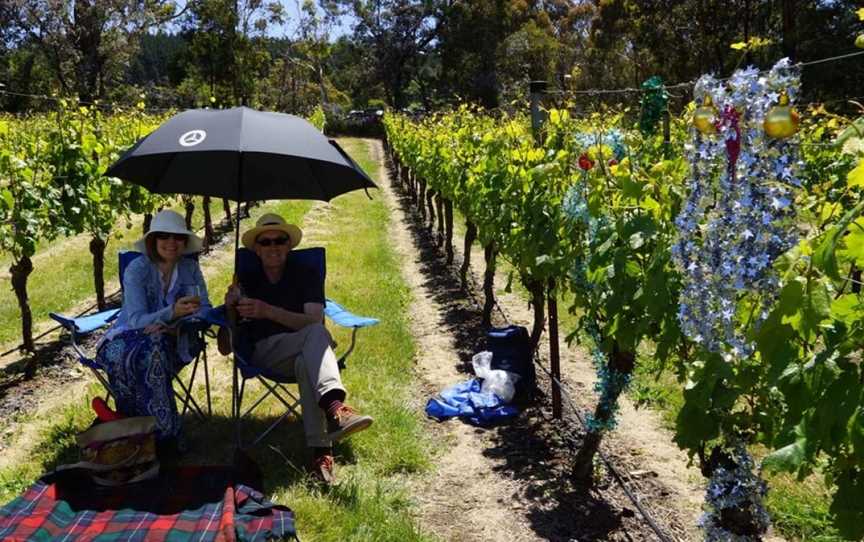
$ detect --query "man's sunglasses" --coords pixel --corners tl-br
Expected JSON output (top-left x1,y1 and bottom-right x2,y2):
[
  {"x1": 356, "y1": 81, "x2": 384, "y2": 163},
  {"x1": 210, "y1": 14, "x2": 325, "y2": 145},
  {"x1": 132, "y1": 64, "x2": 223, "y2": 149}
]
[
  {"x1": 154, "y1": 233, "x2": 188, "y2": 242},
  {"x1": 257, "y1": 236, "x2": 290, "y2": 247}
]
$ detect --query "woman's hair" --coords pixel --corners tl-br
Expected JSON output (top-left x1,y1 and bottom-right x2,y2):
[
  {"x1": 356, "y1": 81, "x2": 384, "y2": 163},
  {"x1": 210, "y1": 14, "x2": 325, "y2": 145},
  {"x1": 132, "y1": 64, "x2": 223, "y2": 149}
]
[{"x1": 144, "y1": 234, "x2": 163, "y2": 263}]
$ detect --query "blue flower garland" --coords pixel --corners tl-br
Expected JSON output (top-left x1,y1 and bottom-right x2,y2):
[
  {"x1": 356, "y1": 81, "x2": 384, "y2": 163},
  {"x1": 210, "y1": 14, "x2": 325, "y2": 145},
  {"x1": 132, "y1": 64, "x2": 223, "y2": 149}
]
[{"x1": 563, "y1": 173, "x2": 630, "y2": 433}]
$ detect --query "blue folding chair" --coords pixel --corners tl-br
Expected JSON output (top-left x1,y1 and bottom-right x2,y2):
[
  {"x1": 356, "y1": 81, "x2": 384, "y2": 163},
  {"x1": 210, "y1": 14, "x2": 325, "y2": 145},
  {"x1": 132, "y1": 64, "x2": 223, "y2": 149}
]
[
  {"x1": 215, "y1": 247, "x2": 379, "y2": 448},
  {"x1": 50, "y1": 251, "x2": 213, "y2": 420}
]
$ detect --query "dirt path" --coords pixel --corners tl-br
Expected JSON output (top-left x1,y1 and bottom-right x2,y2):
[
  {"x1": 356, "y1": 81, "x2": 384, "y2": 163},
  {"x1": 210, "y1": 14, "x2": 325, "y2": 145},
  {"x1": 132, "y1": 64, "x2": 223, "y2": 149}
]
[
  {"x1": 374, "y1": 142, "x2": 542, "y2": 541},
  {"x1": 372, "y1": 139, "x2": 706, "y2": 542}
]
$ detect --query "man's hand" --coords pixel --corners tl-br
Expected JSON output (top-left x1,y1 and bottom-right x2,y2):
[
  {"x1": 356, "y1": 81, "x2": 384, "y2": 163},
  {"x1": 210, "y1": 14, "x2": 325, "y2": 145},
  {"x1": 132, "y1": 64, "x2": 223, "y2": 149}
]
[
  {"x1": 236, "y1": 297, "x2": 271, "y2": 320},
  {"x1": 217, "y1": 326, "x2": 233, "y2": 355},
  {"x1": 225, "y1": 285, "x2": 241, "y2": 307},
  {"x1": 173, "y1": 295, "x2": 200, "y2": 320}
]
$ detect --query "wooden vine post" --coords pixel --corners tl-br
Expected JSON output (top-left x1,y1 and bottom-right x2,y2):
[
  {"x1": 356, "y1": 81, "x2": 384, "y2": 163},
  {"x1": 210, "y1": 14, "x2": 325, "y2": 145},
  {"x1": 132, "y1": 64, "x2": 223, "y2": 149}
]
[{"x1": 531, "y1": 79, "x2": 562, "y2": 419}]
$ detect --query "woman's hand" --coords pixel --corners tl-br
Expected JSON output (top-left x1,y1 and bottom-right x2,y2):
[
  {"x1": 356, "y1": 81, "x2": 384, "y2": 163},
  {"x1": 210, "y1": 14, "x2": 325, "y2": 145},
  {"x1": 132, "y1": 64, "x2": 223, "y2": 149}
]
[
  {"x1": 173, "y1": 295, "x2": 201, "y2": 320},
  {"x1": 144, "y1": 323, "x2": 166, "y2": 335},
  {"x1": 236, "y1": 297, "x2": 271, "y2": 320}
]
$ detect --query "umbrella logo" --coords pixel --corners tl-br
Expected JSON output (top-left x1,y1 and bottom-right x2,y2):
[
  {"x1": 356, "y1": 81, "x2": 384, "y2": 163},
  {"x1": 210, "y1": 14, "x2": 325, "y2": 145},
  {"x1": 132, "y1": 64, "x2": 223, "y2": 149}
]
[{"x1": 178, "y1": 130, "x2": 207, "y2": 147}]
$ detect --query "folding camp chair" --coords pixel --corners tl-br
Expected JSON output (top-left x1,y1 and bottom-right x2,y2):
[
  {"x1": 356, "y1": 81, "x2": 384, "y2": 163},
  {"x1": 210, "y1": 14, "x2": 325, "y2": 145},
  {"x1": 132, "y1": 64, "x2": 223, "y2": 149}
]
[
  {"x1": 213, "y1": 247, "x2": 379, "y2": 449},
  {"x1": 50, "y1": 250, "x2": 213, "y2": 420}
]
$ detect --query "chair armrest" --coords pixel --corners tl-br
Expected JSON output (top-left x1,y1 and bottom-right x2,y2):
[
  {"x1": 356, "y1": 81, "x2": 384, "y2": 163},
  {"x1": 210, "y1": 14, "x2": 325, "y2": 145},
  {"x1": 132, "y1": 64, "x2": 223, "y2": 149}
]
[
  {"x1": 324, "y1": 299, "x2": 379, "y2": 328},
  {"x1": 49, "y1": 308, "x2": 121, "y2": 335},
  {"x1": 199, "y1": 306, "x2": 229, "y2": 328}
]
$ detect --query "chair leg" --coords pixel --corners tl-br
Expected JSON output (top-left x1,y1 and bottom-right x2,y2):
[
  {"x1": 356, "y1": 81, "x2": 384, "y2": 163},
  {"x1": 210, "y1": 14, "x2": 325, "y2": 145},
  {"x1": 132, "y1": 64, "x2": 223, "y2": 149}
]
[
  {"x1": 337, "y1": 327, "x2": 360, "y2": 369},
  {"x1": 257, "y1": 378, "x2": 301, "y2": 411},
  {"x1": 241, "y1": 388, "x2": 275, "y2": 419},
  {"x1": 90, "y1": 368, "x2": 114, "y2": 400},
  {"x1": 173, "y1": 375, "x2": 206, "y2": 420},
  {"x1": 233, "y1": 358, "x2": 242, "y2": 449},
  {"x1": 179, "y1": 354, "x2": 201, "y2": 417},
  {"x1": 202, "y1": 348, "x2": 212, "y2": 416},
  {"x1": 250, "y1": 409, "x2": 297, "y2": 447}
]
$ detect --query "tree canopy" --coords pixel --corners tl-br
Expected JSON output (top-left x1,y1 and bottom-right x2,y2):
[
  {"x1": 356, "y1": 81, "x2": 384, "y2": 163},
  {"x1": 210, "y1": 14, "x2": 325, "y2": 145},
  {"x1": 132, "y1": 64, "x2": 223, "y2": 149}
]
[{"x1": 1, "y1": 0, "x2": 862, "y2": 112}]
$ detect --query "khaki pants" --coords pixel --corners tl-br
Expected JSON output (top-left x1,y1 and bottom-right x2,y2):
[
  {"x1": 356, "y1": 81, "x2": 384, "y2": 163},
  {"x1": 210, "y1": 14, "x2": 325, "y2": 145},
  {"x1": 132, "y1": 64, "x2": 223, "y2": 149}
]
[{"x1": 250, "y1": 323, "x2": 344, "y2": 448}]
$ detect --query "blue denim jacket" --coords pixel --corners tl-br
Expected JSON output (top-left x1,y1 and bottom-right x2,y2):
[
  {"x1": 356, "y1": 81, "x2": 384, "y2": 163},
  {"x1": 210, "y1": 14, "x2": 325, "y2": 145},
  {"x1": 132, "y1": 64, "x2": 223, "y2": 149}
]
[{"x1": 110, "y1": 255, "x2": 212, "y2": 334}]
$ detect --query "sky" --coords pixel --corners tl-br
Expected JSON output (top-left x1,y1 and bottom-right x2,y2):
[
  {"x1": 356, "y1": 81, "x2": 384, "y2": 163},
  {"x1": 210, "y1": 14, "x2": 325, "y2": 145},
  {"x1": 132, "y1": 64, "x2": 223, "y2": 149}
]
[{"x1": 172, "y1": 0, "x2": 355, "y2": 40}]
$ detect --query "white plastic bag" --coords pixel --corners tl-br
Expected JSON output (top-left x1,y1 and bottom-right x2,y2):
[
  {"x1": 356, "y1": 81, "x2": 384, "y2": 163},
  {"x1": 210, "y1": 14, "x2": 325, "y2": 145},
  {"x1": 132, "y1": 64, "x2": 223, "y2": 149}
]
[
  {"x1": 473, "y1": 350, "x2": 521, "y2": 402},
  {"x1": 472, "y1": 351, "x2": 493, "y2": 379},
  {"x1": 481, "y1": 369, "x2": 521, "y2": 403}
]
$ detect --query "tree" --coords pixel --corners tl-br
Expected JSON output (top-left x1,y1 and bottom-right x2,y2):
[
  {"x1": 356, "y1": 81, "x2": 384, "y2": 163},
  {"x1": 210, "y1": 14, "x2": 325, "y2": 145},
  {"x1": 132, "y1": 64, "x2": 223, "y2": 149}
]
[
  {"x1": 339, "y1": 0, "x2": 436, "y2": 108},
  {"x1": 576, "y1": 1, "x2": 863, "y2": 106},
  {"x1": 0, "y1": 115, "x2": 62, "y2": 360},
  {"x1": 181, "y1": 0, "x2": 284, "y2": 105},
  {"x1": 6, "y1": 0, "x2": 182, "y2": 102}
]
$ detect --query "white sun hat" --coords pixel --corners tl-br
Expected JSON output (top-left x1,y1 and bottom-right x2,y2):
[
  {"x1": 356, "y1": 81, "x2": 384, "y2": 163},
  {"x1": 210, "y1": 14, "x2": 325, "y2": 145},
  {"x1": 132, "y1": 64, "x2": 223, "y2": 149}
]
[{"x1": 133, "y1": 209, "x2": 203, "y2": 255}]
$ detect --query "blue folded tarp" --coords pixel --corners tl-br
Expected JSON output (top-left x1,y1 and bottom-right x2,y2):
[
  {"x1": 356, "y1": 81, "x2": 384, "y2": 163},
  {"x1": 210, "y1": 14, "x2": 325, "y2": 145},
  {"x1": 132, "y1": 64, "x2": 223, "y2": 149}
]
[{"x1": 425, "y1": 379, "x2": 519, "y2": 426}]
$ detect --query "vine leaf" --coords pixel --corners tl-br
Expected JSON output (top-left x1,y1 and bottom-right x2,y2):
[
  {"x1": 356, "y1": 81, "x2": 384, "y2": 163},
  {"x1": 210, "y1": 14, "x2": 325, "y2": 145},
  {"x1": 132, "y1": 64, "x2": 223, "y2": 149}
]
[{"x1": 762, "y1": 436, "x2": 806, "y2": 473}]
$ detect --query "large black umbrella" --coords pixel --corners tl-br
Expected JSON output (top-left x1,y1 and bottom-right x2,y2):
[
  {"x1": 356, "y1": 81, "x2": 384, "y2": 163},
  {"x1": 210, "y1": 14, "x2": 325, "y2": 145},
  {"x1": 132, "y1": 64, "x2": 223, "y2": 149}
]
[
  {"x1": 106, "y1": 106, "x2": 375, "y2": 201},
  {"x1": 106, "y1": 106, "x2": 376, "y2": 260}
]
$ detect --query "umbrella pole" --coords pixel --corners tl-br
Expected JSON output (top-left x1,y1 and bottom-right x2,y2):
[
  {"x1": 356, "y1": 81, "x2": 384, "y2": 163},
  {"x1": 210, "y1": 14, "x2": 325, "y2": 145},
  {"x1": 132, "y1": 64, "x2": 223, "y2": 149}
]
[{"x1": 233, "y1": 157, "x2": 243, "y2": 449}]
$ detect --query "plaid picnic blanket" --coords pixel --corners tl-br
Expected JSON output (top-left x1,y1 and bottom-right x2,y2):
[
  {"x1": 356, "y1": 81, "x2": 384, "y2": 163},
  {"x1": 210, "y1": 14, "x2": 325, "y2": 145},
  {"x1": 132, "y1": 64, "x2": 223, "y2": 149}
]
[{"x1": 0, "y1": 466, "x2": 296, "y2": 541}]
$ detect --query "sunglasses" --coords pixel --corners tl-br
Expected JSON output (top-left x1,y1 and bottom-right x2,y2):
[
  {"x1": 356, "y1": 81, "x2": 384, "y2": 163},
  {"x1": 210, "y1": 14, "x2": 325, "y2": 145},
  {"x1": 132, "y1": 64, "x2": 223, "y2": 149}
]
[
  {"x1": 257, "y1": 236, "x2": 290, "y2": 247},
  {"x1": 154, "y1": 233, "x2": 188, "y2": 242}
]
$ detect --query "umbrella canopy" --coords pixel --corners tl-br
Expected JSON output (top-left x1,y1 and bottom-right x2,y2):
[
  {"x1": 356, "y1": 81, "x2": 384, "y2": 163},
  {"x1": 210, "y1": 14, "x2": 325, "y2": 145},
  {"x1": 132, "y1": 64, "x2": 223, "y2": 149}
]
[{"x1": 106, "y1": 107, "x2": 376, "y2": 202}]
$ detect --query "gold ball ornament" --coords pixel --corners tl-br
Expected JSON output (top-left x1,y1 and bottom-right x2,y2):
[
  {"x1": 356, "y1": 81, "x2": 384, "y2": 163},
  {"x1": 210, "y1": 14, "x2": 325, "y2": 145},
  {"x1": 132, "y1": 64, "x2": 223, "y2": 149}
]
[
  {"x1": 693, "y1": 96, "x2": 718, "y2": 135},
  {"x1": 763, "y1": 93, "x2": 799, "y2": 139},
  {"x1": 856, "y1": 34, "x2": 864, "y2": 49}
]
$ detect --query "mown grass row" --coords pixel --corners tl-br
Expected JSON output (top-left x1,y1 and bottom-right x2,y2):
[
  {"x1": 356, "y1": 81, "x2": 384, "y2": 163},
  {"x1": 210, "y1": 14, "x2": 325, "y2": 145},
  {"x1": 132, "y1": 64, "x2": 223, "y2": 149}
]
[{"x1": 0, "y1": 139, "x2": 437, "y2": 541}]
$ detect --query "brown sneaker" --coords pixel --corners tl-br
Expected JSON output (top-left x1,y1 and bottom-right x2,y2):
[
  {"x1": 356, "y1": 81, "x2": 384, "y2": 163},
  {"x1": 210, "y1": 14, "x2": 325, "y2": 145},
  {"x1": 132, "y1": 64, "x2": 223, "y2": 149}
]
[
  {"x1": 326, "y1": 404, "x2": 373, "y2": 442},
  {"x1": 307, "y1": 450, "x2": 335, "y2": 485}
]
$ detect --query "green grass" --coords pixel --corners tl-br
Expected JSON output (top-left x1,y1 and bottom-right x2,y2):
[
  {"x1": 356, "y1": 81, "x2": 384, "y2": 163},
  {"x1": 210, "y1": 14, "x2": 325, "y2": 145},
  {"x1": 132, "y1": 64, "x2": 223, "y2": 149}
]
[{"x1": 0, "y1": 139, "x2": 436, "y2": 541}]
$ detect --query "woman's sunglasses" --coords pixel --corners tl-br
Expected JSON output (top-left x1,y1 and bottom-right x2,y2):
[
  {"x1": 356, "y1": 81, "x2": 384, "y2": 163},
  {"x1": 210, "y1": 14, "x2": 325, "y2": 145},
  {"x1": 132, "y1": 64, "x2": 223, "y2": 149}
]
[
  {"x1": 154, "y1": 233, "x2": 188, "y2": 242},
  {"x1": 257, "y1": 236, "x2": 290, "y2": 247}
]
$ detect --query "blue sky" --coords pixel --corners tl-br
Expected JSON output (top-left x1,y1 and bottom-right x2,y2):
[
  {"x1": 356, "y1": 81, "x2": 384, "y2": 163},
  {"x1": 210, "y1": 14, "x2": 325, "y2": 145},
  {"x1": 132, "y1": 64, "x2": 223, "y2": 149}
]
[{"x1": 172, "y1": 0, "x2": 355, "y2": 40}]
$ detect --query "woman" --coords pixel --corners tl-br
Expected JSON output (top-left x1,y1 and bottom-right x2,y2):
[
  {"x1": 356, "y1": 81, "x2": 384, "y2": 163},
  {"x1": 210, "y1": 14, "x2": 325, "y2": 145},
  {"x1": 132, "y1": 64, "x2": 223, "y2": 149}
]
[{"x1": 96, "y1": 209, "x2": 211, "y2": 442}]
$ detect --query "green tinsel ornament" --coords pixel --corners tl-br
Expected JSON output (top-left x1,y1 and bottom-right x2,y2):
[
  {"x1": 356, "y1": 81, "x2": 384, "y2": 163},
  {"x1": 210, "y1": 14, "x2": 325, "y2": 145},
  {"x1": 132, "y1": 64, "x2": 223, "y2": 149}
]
[{"x1": 639, "y1": 75, "x2": 668, "y2": 136}]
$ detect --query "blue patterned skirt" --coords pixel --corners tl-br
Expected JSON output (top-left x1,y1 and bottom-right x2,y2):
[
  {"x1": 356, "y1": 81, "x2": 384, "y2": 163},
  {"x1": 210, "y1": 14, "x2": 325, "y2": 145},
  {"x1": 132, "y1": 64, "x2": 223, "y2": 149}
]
[{"x1": 96, "y1": 330, "x2": 182, "y2": 440}]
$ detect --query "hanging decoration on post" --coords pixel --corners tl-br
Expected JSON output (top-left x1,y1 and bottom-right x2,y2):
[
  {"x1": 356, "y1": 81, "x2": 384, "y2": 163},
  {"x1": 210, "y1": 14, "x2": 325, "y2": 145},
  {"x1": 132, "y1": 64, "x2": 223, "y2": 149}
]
[
  {"x1": 639, "y1": 76, "x2": 668, "y2": 136},
  {"x1": 693, "y1": 95, "x2": 719, "y2": 135},
  {"x1": 672, "y1": 58, "x2": 802, "y2": 542},
  {"x1": 763, "y1": 92, "x2": 800, "y2": 139}
]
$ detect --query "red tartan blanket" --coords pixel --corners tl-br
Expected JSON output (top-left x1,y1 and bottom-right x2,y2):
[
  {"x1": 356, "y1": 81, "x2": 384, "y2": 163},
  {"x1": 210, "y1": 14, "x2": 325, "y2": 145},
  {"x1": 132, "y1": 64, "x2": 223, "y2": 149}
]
[{"x1": 0, "y1": 466, "x2": 296, "y2": 541}]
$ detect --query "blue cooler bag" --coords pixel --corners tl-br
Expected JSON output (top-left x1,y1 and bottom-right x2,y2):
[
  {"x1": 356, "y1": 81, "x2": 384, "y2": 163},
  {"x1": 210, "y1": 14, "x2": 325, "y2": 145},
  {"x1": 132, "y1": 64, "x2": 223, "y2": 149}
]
[{"x1": 486, "y1": 325, "x2": 535, "y2": 402}]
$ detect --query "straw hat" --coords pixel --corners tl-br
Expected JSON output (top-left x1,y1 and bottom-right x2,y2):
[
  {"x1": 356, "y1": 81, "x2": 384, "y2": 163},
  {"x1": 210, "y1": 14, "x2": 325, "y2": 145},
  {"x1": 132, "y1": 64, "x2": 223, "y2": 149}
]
[
  {"x1": 241, "y1": 213, "x2": 302, "y2": 250},
  {"x1": 133, "y1": 209, "x2": 203, "y2": 255}
]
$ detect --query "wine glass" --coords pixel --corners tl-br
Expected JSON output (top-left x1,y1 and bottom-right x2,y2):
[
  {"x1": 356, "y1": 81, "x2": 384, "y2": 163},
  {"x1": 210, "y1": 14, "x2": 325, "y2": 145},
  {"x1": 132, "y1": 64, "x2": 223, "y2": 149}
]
[
  {"x1": 179, "y1": 284, "x2": 202, "y2": 318},
  {"x1": 184, "y1": 284, "x2": 202, "y2": 304},
  {"x1": 235, "y1": 283, "x2": 252, "y2": 324}
]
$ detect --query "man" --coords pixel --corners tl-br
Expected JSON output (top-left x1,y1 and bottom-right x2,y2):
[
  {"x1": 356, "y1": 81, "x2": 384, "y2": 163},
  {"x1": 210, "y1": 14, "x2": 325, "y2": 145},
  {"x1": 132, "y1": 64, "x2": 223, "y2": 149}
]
[{"x1": 220, "y1": 213, "x2": 373, "y2": 483}]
